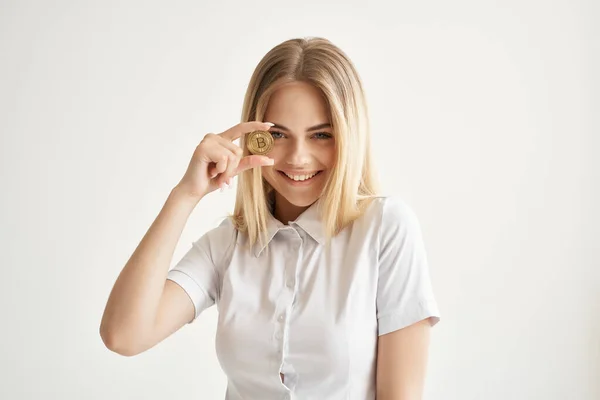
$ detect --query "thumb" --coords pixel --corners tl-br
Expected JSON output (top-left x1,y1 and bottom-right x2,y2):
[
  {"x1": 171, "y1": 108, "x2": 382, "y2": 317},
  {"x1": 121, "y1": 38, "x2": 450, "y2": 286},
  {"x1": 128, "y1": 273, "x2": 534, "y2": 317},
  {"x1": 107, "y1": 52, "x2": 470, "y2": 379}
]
[{"x1": 235, "y1": 155, "x2": 275, "y2": 174}]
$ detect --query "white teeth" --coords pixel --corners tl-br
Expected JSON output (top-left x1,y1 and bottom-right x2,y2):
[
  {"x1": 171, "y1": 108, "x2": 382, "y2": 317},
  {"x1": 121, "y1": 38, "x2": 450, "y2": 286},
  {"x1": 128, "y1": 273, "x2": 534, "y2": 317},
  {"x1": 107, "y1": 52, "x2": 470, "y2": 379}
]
[{"x1": 283, "y1": 172, "x2": 318, "y2": 181}]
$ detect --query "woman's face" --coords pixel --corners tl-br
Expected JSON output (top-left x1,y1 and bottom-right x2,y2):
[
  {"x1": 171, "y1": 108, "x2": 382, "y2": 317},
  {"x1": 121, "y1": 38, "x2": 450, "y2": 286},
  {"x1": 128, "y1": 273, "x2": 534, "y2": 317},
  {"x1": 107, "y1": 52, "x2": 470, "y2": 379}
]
[{"x1": 262, "y1": 81, "x2": 336, "y2": 216}]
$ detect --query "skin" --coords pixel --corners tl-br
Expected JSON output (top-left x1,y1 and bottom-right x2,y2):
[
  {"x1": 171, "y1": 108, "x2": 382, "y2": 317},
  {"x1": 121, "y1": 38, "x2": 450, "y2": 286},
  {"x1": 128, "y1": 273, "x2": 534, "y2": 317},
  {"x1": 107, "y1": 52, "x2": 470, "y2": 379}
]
[
  {"x1": 376, "y1": 318, "x2": 433, "y2": 399},
  {"x1": 262, "y1": 81, "x2": 336, "y2": 224},
  {"x1": 263, "y1": 81, "x2": 432, "y2": 397}
]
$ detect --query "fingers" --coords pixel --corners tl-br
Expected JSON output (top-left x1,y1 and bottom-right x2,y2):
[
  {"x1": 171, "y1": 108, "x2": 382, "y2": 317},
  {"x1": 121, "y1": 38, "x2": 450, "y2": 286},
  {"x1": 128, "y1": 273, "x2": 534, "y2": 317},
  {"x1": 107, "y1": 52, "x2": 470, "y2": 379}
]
[
  {"x1": 236, "y1": 155, "x2": 275, "y2": 174},
  {"x1": 210, "y1": 154, "x2": 274, "y2": 189},
  {"x1": 220, "y1": 121, "x2": 274, "y2": 142},
  {"x1": 198, "y1": 137, "x2": 232, "y2": 169},
  {"x1": 218, "y1": 137, "x2": 243, "y2": 181},
  {"x1": 213, "y1": 155, "x2": 229, "y2": 177},
  {"x1": 199, "y1": 121, "x2": 275, "y2": 191},
  {"x1": 201, "y1": 143, "x2": 234, "y2": 181},
  {"x1": 205, "y1": 137, "x2": 242, "y2": 186}
]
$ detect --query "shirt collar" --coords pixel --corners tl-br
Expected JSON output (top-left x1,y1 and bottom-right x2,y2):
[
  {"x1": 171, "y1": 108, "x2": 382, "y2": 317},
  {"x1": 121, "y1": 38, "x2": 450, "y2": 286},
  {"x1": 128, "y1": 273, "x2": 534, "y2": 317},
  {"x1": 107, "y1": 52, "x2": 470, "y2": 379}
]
[{"x1": 253, "y1": 197, "x2": 325, "y2": 258}]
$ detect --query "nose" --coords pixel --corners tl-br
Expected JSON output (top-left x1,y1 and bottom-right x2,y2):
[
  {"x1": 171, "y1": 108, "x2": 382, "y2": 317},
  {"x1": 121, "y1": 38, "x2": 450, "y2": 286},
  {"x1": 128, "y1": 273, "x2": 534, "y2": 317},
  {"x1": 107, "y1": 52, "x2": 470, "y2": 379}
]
[{"x1": 285, "y1": 138, "x2": 311, "y2": 166}]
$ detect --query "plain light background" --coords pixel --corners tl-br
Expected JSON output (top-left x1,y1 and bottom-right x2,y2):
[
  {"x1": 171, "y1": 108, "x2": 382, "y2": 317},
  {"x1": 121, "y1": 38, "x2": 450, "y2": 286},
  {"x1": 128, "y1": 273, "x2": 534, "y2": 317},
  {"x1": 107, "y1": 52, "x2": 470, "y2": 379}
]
[{"x1": 1, "y1": 0, "x2": 597, "y2": 399}]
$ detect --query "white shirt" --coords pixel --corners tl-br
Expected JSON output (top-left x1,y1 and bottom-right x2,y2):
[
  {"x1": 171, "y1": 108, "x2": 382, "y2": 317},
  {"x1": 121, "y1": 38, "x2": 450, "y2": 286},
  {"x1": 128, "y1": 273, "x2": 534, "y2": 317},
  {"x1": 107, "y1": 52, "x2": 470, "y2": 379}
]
[{"x1": 167, "y1": 195, "x2": 441, "y2": 400}]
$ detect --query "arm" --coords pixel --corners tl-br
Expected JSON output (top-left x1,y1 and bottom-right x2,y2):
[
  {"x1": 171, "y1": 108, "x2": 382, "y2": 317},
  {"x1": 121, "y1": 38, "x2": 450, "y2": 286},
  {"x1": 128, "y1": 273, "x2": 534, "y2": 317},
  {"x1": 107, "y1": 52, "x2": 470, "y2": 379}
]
[
  {"x1": 99, "y1": 121, "x2": 275, "y2": 356},
  {"x1": 376, "y1": 318, "x2": 433, "y2": 400},
  {"x1": 99, "y1": 186, "x2": 201, "y2": 356}
]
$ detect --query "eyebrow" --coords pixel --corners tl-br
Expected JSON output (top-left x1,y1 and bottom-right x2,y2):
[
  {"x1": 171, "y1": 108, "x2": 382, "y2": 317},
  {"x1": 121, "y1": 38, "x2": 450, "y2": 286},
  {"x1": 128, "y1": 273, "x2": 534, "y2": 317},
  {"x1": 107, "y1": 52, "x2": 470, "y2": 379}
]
[{"x1": 270, "y1": 122, "x2": 332, "y2": 132}]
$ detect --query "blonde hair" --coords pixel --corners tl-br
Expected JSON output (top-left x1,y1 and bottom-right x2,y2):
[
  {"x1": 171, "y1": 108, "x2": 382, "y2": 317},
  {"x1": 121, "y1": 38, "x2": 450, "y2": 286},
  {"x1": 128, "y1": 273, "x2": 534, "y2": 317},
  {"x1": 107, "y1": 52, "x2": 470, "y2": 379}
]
[{"x1": 229, "y1": 37, "x2": 381, "y2": 253}]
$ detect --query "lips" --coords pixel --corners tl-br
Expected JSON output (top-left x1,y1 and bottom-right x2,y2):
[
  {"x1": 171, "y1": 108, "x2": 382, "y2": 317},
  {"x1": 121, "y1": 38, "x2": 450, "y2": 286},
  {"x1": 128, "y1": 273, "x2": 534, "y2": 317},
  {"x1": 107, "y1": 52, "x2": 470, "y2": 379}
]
[{"x1": 278, "y1": 170, "x2": 322, "y2": 183}]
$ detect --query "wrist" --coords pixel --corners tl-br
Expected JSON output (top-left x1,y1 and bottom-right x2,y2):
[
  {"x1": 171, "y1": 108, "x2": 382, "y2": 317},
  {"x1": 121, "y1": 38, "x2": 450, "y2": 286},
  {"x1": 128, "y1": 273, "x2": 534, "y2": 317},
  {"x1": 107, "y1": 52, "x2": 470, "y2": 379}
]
[{"x1": 169, "y1": 185, "x2": 204, "y2": 207}]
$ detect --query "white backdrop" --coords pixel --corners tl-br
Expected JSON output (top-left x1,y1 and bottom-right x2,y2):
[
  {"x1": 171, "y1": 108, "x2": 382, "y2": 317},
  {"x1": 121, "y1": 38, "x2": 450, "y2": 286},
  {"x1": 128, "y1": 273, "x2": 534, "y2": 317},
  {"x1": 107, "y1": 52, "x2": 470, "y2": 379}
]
[{"x1": 1, "y1": 1, "x2": 597, "y2": 399}]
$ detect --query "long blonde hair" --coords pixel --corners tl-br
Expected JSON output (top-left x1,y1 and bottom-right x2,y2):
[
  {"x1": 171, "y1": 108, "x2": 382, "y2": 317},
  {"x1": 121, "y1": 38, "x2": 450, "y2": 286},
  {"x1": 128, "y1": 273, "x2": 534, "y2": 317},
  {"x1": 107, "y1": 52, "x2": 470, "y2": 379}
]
[{"x1": 229, "y1": 37, "x2": 381, "y2": 253}]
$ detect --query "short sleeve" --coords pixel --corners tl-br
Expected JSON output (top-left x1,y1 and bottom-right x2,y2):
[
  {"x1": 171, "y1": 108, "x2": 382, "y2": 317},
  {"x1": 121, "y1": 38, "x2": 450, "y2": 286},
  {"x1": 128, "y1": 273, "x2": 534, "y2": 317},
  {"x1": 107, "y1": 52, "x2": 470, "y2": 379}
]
[
  {"x1": 167, "y1": 219, "x2": 234, "y2": 323},
  {"x1": 376, "y1": 197, "x2": 441, "y2": 336}
]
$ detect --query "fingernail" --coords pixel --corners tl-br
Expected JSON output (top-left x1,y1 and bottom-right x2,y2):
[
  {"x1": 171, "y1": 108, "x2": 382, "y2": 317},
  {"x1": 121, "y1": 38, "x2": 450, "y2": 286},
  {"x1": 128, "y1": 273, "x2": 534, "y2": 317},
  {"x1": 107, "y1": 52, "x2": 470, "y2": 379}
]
[{"x1": 264, "y1": 122, "x2": 274, "y2": 126}]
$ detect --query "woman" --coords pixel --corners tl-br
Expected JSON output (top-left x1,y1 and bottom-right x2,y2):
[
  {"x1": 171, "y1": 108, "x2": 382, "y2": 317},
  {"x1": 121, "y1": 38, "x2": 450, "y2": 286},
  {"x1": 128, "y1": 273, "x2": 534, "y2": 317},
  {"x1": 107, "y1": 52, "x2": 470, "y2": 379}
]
[{"x1": 100, "y1": 37, "x2": 441, "y2": 399}]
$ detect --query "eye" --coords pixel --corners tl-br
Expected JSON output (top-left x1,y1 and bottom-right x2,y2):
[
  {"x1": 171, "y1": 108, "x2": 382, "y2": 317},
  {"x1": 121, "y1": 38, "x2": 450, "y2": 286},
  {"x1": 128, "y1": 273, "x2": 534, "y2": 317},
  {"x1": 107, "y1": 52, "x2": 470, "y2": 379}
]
[
  {"x1": 313, "y1": 132, "x2": 333, "y2": 140},
  {"x1": 269, "y1": 130, "x2": 285, "y2": 139}
]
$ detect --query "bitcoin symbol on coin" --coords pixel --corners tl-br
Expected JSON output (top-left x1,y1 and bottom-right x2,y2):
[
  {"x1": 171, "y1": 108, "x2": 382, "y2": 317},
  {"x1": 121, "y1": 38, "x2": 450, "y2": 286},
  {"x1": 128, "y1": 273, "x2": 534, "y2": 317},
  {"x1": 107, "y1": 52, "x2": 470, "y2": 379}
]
[{"x1": 246, "y1": 130, "x2": 274, "y2": 155}]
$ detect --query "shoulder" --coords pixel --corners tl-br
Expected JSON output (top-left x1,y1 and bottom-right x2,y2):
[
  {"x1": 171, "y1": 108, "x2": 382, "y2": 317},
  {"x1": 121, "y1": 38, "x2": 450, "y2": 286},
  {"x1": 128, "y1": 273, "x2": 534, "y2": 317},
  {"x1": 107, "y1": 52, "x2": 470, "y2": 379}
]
[
  {"x1": 381, "y1": 196, "x2": 421, "y2": 227},
  {"x1": 347, "y1": 195, "x2": 422, "y2": 249},
  {"x1": 192, "y1": 217, "x2": 238, "y2": 265},
  {"x1": 361, "y1": 195, "x2": 421, "y2": 229},
  {"x1": 362, "y1": 195, "x2": 424, "y2": 245},
  {"x1": 197, "y1": 216, "x2": 237, "y2": 242}
]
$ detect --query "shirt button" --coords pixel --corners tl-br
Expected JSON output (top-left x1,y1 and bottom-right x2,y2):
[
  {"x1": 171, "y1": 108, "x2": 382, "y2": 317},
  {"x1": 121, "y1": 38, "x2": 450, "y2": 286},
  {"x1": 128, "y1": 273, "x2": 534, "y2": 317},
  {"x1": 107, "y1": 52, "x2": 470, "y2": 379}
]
[
  {"x1": 275, "y1": 332, "x2": 282, "y2": 340},
  {"x1": 278, "y1": 314, "x2": 285, "y2": 322},
  {"x1": 286, "y1": 280, "x2": 294, "y2": 288}
]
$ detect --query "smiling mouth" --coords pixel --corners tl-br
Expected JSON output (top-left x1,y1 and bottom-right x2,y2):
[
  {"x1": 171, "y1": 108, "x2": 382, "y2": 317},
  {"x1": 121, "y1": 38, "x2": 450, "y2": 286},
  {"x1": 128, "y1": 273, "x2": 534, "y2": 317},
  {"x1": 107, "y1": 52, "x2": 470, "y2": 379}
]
[{"x1": 278, "y1": 171, "x2": 323, "y2": 183}]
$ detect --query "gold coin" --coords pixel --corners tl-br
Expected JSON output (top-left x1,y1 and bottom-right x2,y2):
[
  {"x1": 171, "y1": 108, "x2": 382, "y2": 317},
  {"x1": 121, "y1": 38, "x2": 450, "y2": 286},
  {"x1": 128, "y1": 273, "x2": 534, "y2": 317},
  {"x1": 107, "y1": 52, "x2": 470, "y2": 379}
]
[{"x1": 246, "y1": 130, "x2": 274, "y2": 155}]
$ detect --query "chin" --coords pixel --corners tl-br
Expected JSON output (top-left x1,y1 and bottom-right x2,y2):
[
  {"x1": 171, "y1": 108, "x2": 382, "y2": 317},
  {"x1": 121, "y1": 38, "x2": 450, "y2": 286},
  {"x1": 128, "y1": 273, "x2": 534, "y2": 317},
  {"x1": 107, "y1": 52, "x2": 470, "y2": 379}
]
[{"x1": 282, "y1": 194, "x2": 320, "y2": 208}]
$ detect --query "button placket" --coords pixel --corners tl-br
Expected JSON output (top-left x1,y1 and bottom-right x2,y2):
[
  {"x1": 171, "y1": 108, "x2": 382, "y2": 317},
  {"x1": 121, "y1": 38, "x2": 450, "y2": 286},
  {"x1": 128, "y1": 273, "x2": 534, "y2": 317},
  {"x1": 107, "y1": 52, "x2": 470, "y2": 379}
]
[
  {"x1": 275, "y1": 227, "x2": 303, "y2": 375},
  {"x1": 287, "y1": 228, "x2": 302, "y2": 291},
  {"x1": 287, "y1": 233, "x2": 302, "y2": 309}
]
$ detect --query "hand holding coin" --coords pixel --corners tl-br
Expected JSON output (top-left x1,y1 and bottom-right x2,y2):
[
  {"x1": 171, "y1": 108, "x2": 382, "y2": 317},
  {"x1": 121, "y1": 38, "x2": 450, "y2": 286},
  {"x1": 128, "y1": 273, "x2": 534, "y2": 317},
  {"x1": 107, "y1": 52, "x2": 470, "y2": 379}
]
[
  {"x1": 247, "y1": 130, "x2": 274, "y2": 155},
  {"x1": 175, "y1": 121, "x2": 275, "y2": 200}
]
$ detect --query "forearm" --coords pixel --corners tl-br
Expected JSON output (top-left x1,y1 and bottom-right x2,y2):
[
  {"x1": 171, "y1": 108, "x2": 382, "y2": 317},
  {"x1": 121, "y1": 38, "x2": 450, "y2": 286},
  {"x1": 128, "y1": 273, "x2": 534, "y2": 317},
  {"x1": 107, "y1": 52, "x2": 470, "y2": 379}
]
[{"x1": 100, "y1": 186, "x2": 201, "y2": 348}]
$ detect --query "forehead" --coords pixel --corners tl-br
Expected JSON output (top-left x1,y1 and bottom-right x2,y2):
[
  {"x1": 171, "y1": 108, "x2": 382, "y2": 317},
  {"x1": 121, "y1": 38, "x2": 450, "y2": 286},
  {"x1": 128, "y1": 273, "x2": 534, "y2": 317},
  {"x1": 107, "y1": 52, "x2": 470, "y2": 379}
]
[{"x1": 265, "y1": 81, "x2": 330, "y2": 124}]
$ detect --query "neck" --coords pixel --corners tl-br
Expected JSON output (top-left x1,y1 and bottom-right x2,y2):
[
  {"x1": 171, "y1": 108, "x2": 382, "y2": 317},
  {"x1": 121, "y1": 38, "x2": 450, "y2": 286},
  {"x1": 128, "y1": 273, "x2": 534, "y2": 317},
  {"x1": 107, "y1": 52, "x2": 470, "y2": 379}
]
[{"x1": 272, "y1": 192, "x2": 310, "y2": 225}]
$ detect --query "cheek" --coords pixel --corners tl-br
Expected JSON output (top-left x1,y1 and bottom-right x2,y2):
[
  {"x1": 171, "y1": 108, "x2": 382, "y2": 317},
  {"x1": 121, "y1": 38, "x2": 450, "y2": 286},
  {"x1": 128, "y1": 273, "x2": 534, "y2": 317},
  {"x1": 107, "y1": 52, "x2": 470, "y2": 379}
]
[
  {"x1": 267, "y1": 146, "x2": 284, "y2": 160},
  {"x1": 318, "y1": 147, "x2": 336, "y2": 169},
  {"x1": 261, "y1": 167, "x2": 278, "y2": 186}
]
